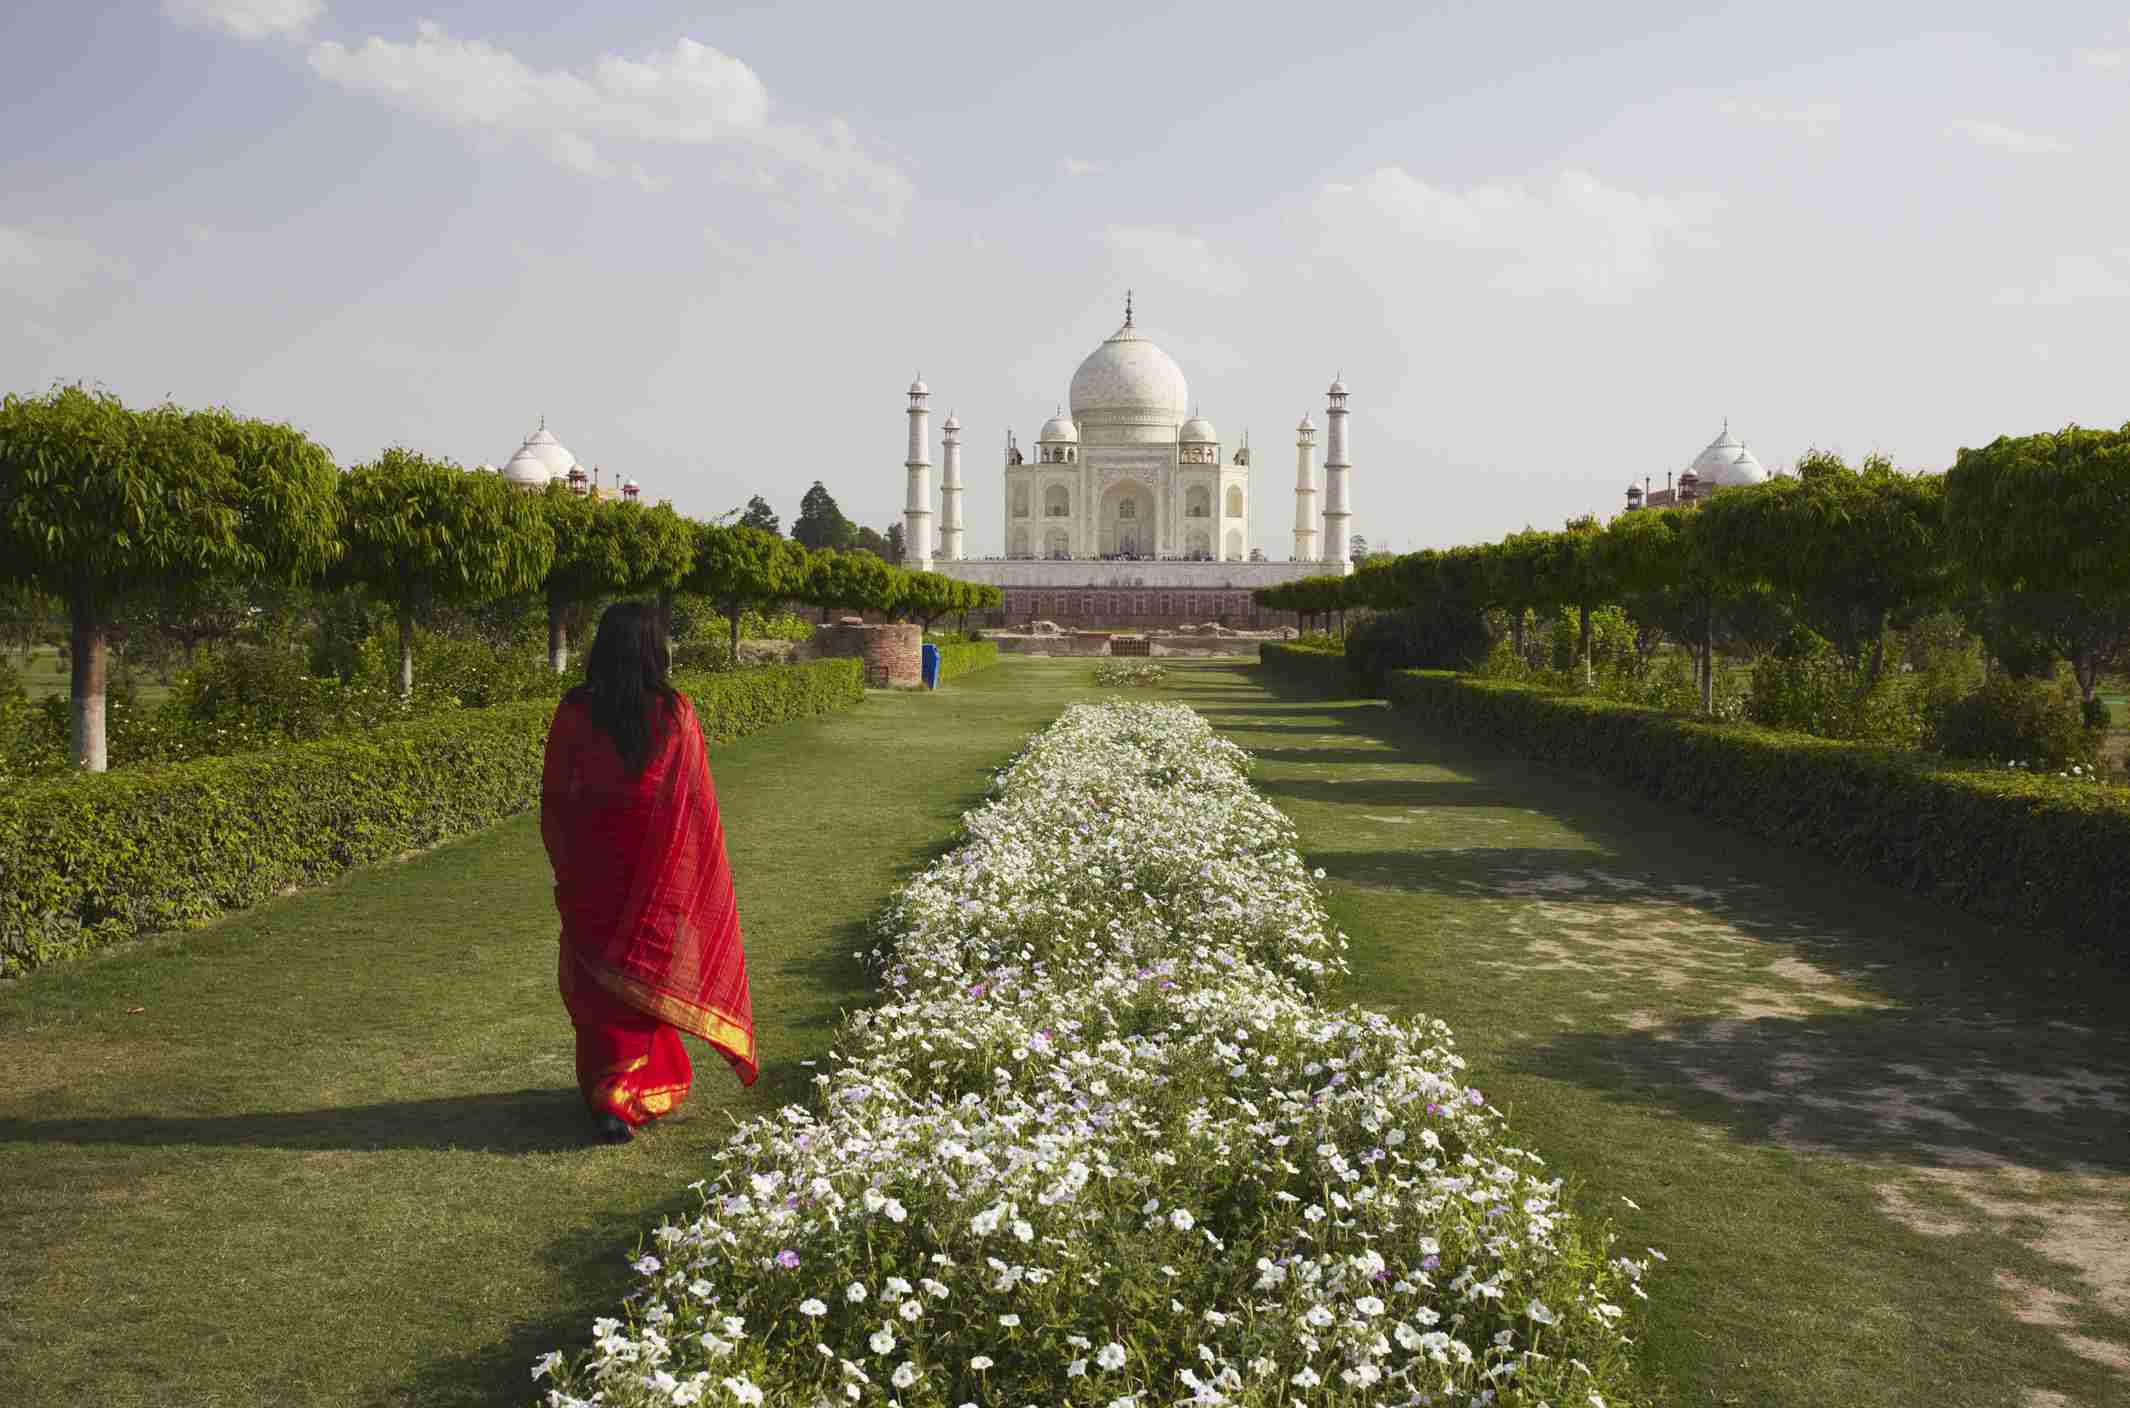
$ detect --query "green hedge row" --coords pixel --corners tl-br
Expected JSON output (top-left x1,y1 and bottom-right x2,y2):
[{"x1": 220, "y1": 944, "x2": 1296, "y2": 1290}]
[
  {"x1": 935, "y1": 639, "x2": 1001, "y2": 683},
  {"x1": 1382, "y1": 670, "x2": 2130, "y2": 955},
  {"x1": 0, "y1": 659, "x2": 866, "y2": 977},
  {"x1": 1258, "y1": 641, "x2": 1350, "y2": 686}
]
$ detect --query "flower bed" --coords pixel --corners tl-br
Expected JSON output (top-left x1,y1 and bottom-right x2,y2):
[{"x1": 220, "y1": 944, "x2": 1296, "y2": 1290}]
[
  {"x1": 1093, "y1": 660, "x2": 1165, "y2": 688},
  {"x1": 538, "y1": 701, "x2": 1655, "y2": 1407}
]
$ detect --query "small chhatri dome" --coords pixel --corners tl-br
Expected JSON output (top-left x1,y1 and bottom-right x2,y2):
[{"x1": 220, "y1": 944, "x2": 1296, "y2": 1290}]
[
  {"x1": 1690, "y1": 421, "x2": 1769, "y2": 487},
  {"x1": 473, "y1": 462, "x2": 497, "y2": 475},
  {"x1": 942, "y1": 412, "x2": 961, "y2": 431},
  {"x1": 909, "y1": 377, "x2": 929, "y2": 396},
  {"x1": 1037, "y1": 409, "x2": 1079, "y2": 443},
  {"x1": 1178, "y1": 413, "x2": 1218, "y2": 444},
  {"x1": 1328, "y1": 376, "x2": 1348, "y2": 396},
  {"x1": 1297, "y1": 414, "x2": 1316, "y2": 432}
]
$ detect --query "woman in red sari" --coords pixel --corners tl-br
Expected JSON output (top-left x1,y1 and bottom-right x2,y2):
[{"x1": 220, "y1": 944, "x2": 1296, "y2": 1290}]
[{"x1": 540, "y1": 601, "x2": 757, "y2": 1144}]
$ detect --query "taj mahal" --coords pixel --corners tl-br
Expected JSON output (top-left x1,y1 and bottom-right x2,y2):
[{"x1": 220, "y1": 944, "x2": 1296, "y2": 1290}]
[{"x1": 900, "y1": 296, "x2": 1357, "y2": 630}]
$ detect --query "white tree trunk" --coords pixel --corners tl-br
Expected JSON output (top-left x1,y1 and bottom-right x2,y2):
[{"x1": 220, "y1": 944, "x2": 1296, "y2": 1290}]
[{"x1": 69, "y1": 598, "x2": 107, "y2": 773}]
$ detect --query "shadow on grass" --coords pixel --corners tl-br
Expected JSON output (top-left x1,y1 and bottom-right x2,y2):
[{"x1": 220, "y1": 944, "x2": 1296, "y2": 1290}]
[
  {"x1": 1262, "y1": 778, "x2": 1545, "y2": 810},
  {"x1": 1245, "y1": 747, "x2": 1406, "y2": 768},
  {"x1": 1313, "y1": 847, "x2": 1621, "y2": 895},
  {"x1": 0, "y1": 1087, "x2": 597, "y2": 1155},
  {"x1": 1517, "y1": 1007, "x2": 2130, "y2": 1176}
]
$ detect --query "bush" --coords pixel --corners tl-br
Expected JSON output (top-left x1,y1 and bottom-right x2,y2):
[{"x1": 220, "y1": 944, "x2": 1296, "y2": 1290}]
[
  {"x1": 0, "y1": 660, "x2": 865, "y2": 977},
  {"x1": 1746, "y1": 644, "x2": 1925, "y2": 750},
  {"x1": 1092, "y1": 660, "x2": 1164, "y2": 687},
  {"x1": 1930, "y1": 675, "x2": 2098, "y2": 769},
  {"x1": 934, "y1": 639, "x2": 999, "y2": 683},
  {"x1": 1258, "y1": 641, "x2": 1349, "y2": 689},
  {"x1": 1383, "y1": 669, "x2": 2130, "y2": 956},
  {"x1": 1345, "y1": 603, "x2": 1490, "y2": 692}
]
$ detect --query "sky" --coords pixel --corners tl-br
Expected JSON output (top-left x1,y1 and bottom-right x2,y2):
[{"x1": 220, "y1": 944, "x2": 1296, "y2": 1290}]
[{"x1": 2, "y1": 1, "x2": 2126, "y2": 557}]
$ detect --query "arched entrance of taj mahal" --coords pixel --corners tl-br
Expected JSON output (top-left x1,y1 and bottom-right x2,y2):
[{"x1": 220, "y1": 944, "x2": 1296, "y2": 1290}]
[{"x1": 1097, "y1": 479, "x2": 1155, "y2": 559}]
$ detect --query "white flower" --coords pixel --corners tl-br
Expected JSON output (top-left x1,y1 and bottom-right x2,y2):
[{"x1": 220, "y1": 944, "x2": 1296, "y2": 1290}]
[
  {"x1": 869, "y1": 1326, "x2": 896, "y2": 1355},
  {"x1": 891, "y1": 1363, "x2": 918, "y2": 1389},
  {"x1": 969, "y1": 1355, "x2": 994, "y2": 1371},
  {"x1": 721, "y1": 1377, "x2": 764, "y2": 1407},
  {"x1": 1096, "y1": 1342, "x2": 1128, "y2": 1371},
  {"x1": 1012, "y1": 1218, "x2": 1035, "y2": 1242},
  {"x1": 1067, "y1": 1359, "x2": 1088, "y2": 1378},
  {"x1": 1355, "y1": 1295, "x2": 1385, "y2": 1316},
  {"x1": 999, "y1": 1313, "x2": 1021, "y2": 1327},
  {"x1": 1291, "y1": 1366, "x2": 1321, "y2": 1388},
  {"x1": 531, "y1": 1351, "x2": 563, "y2": 1381},
  {"x1": 1169, "y1": 1207, "x2": 1195, "y2": 1232},
  {"x1": 884, "y1": 1197, "x2": 908, "y2": 1222},
  {"x1": 1528, "y1": 1298, "x2": 1559, "y2": 1326},
  {"x1": 799, "y1": 1299, "x2": 828, "y2": 1318},
  {"x1": 898, "y1": 1299, "x2": 922, "y2": 1322},
  {"x1": 845, "y1": 1283, "x2": 868, "y2": 1303}
]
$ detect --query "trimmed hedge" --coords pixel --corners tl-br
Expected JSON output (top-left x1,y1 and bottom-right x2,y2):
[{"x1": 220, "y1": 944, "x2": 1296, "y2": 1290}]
[
  {"x1": 1258, "y1": 642, "x2": 1349, "y2": 686},
  {"x1": 0, "y1": 659, "x2": 865, "y2": 977},
  {"x1": 935, "y1": 639, "x2": 1001, "y2": 683},
  {"x1": 1383, "y1": 670, "x2": 2130, "y2": 955}
]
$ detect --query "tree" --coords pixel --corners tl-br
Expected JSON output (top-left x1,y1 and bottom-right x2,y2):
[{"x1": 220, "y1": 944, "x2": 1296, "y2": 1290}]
[
  {"x1": 792, "y1": 481, "x2": 856, "y2": 551},
  {"x1": 884, "y1": 522, "x2": 907, "y2": 563},
  {"x1": 1946, "y1": 423, "x2": 2130, "y2": 704},
  {"x1": 1351, "y1": 533, "x2": 1369, "y2": 561},
  {"x1": 893, "y1": 571, "x2": 959, "y2": 630},
  {"x1": 537, "y1": 490, "x2": 699, "y2": 673},
  {"x1": 736, "y1": 495, "x2": 781, "y2": 536},
  {"x1": 853, "y1": 524, "x2": 894, "y2": 561},
  {"x1": 802, "y1": 549, "x2": 903, "y2": 620},
  {"x1": 337, "y1": 449, "x2": 554, "y2": 697},
  {"x1": 1699, "y1": 451, "x2": 1946, "y2": 695},
  {"x1": 0, "y1": 387, "x2": 342, "y2": 770},
  {"x1": 690, "y1": 524, "x2": 807, "y2": 658},
  {"x1": 1539, "y1": 515, "x2": 1608, "y2": 687}
]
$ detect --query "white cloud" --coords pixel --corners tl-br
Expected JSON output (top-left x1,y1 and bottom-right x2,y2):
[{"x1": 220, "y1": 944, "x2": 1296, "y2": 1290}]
[
  {"x1": 0, "y1": 226, "x2": 134, "y2": 310},
  {"x1": 1335, "y1": 168, "x2": 1719, "y2": 303},
  {"x1": 1098, "y1": 225, "x2": 1248, "y2": 297},
  {"x1": 1946, "y1": 118, "x2": 2071, "y2": 154},
  {"x1": 1718, "y1": 98, "x2": 1842, "y2": 139},
  {"x1": 1059, "y1": 156, "x2": 1106, "y2": 177},
  {"x1": 305, "y1": 22, "x2": 909, "y2": 227},
  {"x1": 1995, "y1": 252, "x2": 2130, "y2": 306},
  {"x1": 2079, "y1": 48, "x2": 2126, "y2": 70},
  {"x1": 163, "y1": 0, "x2": 323, "y2": 40}
]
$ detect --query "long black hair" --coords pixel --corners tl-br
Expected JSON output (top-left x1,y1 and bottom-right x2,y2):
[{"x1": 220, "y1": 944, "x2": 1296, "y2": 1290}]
[{"x1": 572, "y1": 600, "x2": 677, "y2": 776}]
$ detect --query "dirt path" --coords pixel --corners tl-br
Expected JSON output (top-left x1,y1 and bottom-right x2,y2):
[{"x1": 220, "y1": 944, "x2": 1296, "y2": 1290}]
[{"x1": 1164, "y1": 662, "x2": 2130, "y2": 1408}]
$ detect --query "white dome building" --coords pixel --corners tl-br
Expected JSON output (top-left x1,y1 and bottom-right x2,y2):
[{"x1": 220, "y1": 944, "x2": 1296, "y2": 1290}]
[
  {"x1": 494, "y1": 419, "x2": 640, "y2": 500},
  {"x1": 1690, "y1": 423, "x2": 1769, "y2": 487},
  {"x1": 1068, "y1": 308, "x2": 1190, "y2": 447}
]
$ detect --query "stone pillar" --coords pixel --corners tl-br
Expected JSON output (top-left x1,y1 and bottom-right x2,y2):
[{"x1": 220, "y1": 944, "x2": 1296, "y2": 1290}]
[
  {"x1": 939, "y1": 414, "x2": 964, "y2": 561},
  {"x1": 1293, "y1": 415, "x2": 1319, "y2": 562},
  {"x1": 1323, "y1": 379, "x2": 1352, "y2": 573},
  {"x1": 904, "y1": 379, "x2": 933, "y2": 570}
]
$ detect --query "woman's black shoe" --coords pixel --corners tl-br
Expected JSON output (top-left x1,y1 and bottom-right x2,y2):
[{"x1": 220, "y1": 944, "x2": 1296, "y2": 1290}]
[{"x1": 593, "y1": 1113, "x2": 634, "y2": 1144}]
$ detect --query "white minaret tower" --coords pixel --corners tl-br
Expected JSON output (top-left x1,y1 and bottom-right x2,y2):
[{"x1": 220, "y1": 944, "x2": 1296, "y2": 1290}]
[
  {"x1": 1293, "y1": 414, "x2": 1319, "y2": 562},
  {"x1": 939, "y1": 411, "x2": 964, "y2": 562},
  {"x1": 903, "y1": 376, "x2": 933, "y2": 570},
  {"x1": 1323, "y1": 376, "x2": 1353, "y2": 573}
]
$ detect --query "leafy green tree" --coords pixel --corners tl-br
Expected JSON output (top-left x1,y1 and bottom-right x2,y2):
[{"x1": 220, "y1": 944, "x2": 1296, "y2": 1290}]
[
  {"x1": 736, "y1": 495, "x2": 781, "y2": 536},
  {"x1": 1699, "y1": 451, "x2": 1947, "y2": 694},
  {"x1": 884, "y1": 522, "x2": 907, "y2": 563},
  {"x1": 1946, "y1": 423, "x2": 2130, "y2": 704},
  {"x1": 336, "y1": 449, "x2": 554, "y2": 697},
  {"x1": 0, "y1": 387, "x2": 342, "y2": 770},
  {"x1": 536, "y1": 489, "x2": 699, "y2": 673},
  {"x1": 792, "y1": 481, "x2": 856, "y2": 551},
  {"x1": 893, "y1": 571, "x2": 960, "y2": 630},
  {"x1": 1540, "y1": 515, "x2": 1609, "y2": 687},
  {"x1": 1484, "y1": 529, "x2": 1556, "y2": 665},
  {"x1": 803, "y1": 549, "x2": 903, "y2": 620},
  {"x1": 689, "y1": 524, "x2": 807, "y2": 658}
]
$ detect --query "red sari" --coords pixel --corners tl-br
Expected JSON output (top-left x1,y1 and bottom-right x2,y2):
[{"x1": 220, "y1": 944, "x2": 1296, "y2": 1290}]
[{"x1": 540, "y1": 691, "x2": 756, "y2": 1126}]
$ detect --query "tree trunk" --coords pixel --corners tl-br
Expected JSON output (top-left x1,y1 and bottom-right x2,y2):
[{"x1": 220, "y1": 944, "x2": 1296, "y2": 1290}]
[
  {"x1": 1511, "y1": 610, "x2": 1525, "y2": 663},
  {"x1": 548, "y1": 592, "x2": 569, "y2": 675},
  {"x1": 1579, "y1": 601, "x2": 1594, "y2": 688},
  {"x1": 1699, "y1": 618, "x2": 1715, "y2": 717},
  {"x1": 656, "y1": 588, "x2": 673, "y2": 656},
  {"x1": 69, "y1": 596, "x2": 108, "y2": 773},
  {"x1": 398, "y1": 604, "x2": 415, "y2": 699},
  {"x1": 728, "y1": 604, "x2": 742, "y2": 662},
  {"x1": 2073, "y1": 651, "x2": 2100, "y2": 704}
]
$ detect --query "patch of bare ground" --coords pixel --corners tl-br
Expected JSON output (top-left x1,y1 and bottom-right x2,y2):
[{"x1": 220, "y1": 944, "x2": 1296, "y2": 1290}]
[{"x1": 0, "y1": 1035, "x2": 162, "y2": 1099}]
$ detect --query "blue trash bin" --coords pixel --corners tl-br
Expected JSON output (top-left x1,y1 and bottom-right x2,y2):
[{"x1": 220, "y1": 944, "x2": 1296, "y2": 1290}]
[{"x1": 921, "y1": 642, "x2": 941, "y2": 690}]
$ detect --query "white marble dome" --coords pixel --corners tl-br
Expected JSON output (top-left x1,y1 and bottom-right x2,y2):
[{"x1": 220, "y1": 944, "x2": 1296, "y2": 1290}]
[
  {"x1": 1069, "y1": 318, "x2": 1188, "y2": 439},
  {"x1": 1037, "y1": 411, "x2": 1079, "y2": 443},
  {"x1": 1178, "y1": 414, "x2": 1218, "y2": 444},
  {"x1": 1691, "y1": 425, "x2": 1768, "y2": 487},
  {"x1": 501, "y1": 422, "x2": 581, "y2": 485}
]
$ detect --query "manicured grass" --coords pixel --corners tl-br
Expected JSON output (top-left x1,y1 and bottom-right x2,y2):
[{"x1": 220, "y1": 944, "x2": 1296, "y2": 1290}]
[
  {"x1": 1151, "y1": 660, "x2": 2130, "y2": 1408},
  {"x1": 0, "y1": 659, "x2": 1105, "y2": 1408},
  {"x1": 9, "y1": 642, "x2": 174, "y2": 707}
]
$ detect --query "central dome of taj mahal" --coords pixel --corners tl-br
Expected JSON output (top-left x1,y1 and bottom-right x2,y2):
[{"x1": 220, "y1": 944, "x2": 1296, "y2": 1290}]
[{"x1": 1068, "y1": 299, "x2": 1188, "y2": 442}]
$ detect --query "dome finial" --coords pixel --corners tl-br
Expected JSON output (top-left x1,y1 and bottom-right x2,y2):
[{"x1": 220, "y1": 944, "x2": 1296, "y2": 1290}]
[{"x1": 1124, "y1": 288, "x2": 1133, "y2": 328}]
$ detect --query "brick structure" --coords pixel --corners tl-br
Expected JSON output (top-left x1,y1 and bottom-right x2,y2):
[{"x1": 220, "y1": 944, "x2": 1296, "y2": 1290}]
[
  {"x1": 812, "y1": 621, "x2": 922, "y2": 688},
  {"x1": 989, "y1": 584, "x2": 1279, "y2": 631}
]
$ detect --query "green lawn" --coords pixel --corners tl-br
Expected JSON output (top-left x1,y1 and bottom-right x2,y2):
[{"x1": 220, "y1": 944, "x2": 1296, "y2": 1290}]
[
  {"x1": 0, "y1": 660, "x2": 1107, "y2": 1408},
  {"x1": 8, "y1": 642, "x2": 174, "y2": 708},
  {"x1": 1150, "y1": 661, "x2": 2130, "y2": 1408},
  {"x1": 7, "y1": 657, "x2": 2125, "y2": 1407}
]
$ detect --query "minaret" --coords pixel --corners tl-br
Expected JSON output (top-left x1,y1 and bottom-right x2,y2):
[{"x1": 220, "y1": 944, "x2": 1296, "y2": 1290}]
[
  {"x1": 903, "y1": 376, "x2": 933, "y2": 570},
  {"x1": 939, "y1": 412, "x2": 964, "y2": 561},
  {"x1": 1323, "y1": 377, "x2": 1353, "y2": 573},
  {"x1": 1293, "y1": 414, "x2": 1319, "y2": 562}
]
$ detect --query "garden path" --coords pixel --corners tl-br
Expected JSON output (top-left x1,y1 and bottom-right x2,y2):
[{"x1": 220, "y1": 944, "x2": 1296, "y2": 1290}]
[
  {"x1": 0, "y1": 659, "x2": 1108, "y2": 1408},
  {"x1": 1157, "y1": 660, "x2": 2130, "y2": 1408}
]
